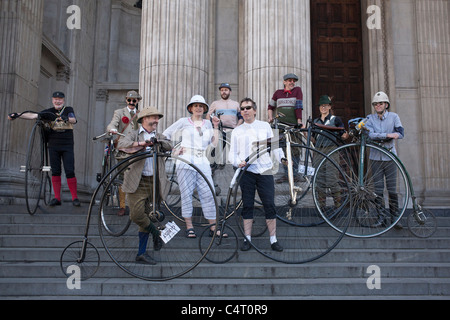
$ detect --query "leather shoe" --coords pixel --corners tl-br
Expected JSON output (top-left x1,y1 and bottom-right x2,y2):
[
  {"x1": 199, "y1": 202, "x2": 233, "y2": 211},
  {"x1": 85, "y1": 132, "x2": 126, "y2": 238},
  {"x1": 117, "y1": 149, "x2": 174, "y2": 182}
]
[
  {"x1": 271, "y1": 242, "x2": 284, "y2": 252},
  {"x1": 240, "y1": 239, "x2": 252, "y2": 251},
  {"x1": 153, "y1": 235, "x2": 163, "y2": 251},
  {"x1": 135, "y1": 253, "x2": 157, "y2": 265},
  {"x1": 72, "y1": 199, "x2": 81, "y2": 207},
  {"x1": 49, "y1": 199, "x2": 61, "y2": 207}
]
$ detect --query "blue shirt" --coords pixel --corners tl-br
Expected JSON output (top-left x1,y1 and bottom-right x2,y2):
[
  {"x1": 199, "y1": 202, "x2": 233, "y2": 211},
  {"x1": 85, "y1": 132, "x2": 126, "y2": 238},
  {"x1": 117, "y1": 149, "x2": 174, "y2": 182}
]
[{"x1": 365, "y1": 111, "x2": 404, "y2": 161}]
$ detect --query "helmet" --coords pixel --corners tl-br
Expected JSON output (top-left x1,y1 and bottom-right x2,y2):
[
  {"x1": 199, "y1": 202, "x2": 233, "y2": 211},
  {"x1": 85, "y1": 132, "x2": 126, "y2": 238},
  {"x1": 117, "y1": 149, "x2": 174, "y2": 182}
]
[
  {"x1": 372, "y1": 92, "x2": 390, "y2": 109},
  {"x1": 187, "y1": 95, "x2": 209, "y2": 114},
  {"x1": 137, "y1": 106, "x2": 164, "y2": 124}
]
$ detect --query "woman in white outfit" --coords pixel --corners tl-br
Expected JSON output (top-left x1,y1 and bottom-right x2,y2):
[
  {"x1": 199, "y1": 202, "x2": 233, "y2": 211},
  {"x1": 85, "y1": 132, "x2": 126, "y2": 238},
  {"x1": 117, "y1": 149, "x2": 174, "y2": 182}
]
[{"x1": 163, "y1": 95, "x2": 221, "y2": 238}]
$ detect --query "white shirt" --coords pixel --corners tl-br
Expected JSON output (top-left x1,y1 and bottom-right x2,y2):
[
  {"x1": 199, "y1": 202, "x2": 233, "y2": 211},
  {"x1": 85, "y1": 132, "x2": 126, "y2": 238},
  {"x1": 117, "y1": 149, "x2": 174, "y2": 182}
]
[
  {"x1": 229, "y1": 120, "x2": 284, "y2": 174},
  {"x1": 163, "y1": 117, "x2": 216, "y2": 174},
  {"x1": 141, "y1": 127, "x2": 156, "y2": 176}
]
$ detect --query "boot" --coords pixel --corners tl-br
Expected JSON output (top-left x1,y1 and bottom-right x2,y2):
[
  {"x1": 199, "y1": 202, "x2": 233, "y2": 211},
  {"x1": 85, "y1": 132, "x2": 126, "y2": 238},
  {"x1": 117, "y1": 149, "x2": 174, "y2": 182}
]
[
  {"x1": 117, "y1": 187, "x2": 127, "y2": 216},
  {"x1": 146, "y1": 223, "x2": 163, "y2": 251}
]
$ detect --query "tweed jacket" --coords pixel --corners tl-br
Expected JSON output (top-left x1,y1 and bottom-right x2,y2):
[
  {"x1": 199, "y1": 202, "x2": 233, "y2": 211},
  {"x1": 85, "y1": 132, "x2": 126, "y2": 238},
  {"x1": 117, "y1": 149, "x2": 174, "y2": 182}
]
[
  {"x1": 106, "y1": 107, "x2": 140, "y2": 136},
  {"x1": 118, "y1": 130, "x2": 172, "y2": 198}
]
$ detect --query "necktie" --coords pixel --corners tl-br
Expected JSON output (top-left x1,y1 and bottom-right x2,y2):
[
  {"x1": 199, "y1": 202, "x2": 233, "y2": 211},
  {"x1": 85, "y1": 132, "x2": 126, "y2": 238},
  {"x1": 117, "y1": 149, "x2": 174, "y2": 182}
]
[{"x1": 130, "y1": 111, "x2": 137, "y2": 130}]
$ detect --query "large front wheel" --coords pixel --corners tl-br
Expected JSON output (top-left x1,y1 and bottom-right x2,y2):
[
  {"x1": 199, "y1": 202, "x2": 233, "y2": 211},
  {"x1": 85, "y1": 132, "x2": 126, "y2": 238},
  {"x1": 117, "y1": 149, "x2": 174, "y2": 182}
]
[
  {"x1": 234, "y1": 145, "x2": 350, "y2": 264},
  {"x1": 316, "y1": 143, "x2": 409, "y2": 238},
  {"x1": 24, "y1": 122, "x2": 45, "y2": 215},
  {"x1": 98, "y1": 152, "x2": 219, "y2": 281}
]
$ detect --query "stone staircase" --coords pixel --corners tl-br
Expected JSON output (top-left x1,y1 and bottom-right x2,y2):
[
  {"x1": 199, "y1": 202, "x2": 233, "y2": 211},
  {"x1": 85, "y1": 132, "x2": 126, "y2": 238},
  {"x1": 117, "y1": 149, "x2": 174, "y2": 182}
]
[{"x1": 0, "y1": 203, "x2": 449, "y2": 300}]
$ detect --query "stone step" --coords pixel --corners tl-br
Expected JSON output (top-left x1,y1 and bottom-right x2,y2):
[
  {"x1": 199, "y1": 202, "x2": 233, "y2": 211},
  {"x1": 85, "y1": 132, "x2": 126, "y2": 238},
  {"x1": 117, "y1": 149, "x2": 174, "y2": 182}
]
[
  {"x1": 1, "y1": 205, "x2": 449, "y2": 299},
  {"x1": 1, "y1": 277, "x2": 449, "y2": 298},
  {"x1": 2, "y1": 261, "x2": 450, "y2": 279}
]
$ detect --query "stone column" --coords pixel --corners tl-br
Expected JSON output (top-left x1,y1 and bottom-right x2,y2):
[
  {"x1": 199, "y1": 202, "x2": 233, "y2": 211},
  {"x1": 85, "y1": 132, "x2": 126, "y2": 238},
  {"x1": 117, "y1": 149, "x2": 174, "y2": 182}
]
[
  {"x1": 0, "y1": 0, "x2": 44, "y2": 203},
  {"x1": 139, "y1": 0, "x2": 211, "y2": 130},
  {"x1": 240, "y1": 0, "x2": 312, "y2": 120},
  {"x1": 414, "y1": 0, "x2": 450, "y2": 206}
]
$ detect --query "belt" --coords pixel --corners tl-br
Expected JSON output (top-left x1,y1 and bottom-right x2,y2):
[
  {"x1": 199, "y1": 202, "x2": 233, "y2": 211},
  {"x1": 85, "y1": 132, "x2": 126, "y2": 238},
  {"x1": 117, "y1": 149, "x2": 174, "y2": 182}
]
[{"x1": 182, "y1": 147, "x2": 206, "y2": 158}]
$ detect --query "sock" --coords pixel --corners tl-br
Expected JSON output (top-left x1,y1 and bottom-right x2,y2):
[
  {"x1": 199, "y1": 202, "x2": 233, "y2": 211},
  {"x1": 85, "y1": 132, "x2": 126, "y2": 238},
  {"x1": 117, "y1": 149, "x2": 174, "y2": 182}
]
[
  {"x1": 138, "y1": 232, "x2": 150, "y2": 256},
  {"x1": 245, "y1": 235, "x2": 251, "y2": 242},
  {"x1": 51, "y1": 176, "x2": 62, "y2": 201},
  {"x1": 270, "y1": 235, "x2": 278, "y2": 245},
  {"x1": 67, "y1": 177, "x2": 78, "y2": 201}
]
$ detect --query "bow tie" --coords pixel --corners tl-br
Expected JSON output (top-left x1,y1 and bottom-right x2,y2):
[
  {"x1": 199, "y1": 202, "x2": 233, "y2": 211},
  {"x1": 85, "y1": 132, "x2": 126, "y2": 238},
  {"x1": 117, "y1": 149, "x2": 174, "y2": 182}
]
[{"x1": 284, "y1": 89, "x2": 292, "y2": 94}]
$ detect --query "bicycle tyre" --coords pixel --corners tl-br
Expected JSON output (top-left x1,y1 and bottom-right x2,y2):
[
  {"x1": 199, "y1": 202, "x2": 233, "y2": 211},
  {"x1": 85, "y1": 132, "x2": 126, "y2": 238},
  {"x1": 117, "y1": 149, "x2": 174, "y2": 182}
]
[
  {"x1": 60, "y1": 240, "x2": 100, "y2": 281},
  {"x1": 233, "y1": 145, "x2": 350, "y2": 264},
  {"x1": 98, "y1": 151, "x2": 219, "y2": 281},
  {"x1": 407, "y1": 207, "x2": 437, "y2": 238},
  {"x1": 25, "y1": 122, "x2": 45, "y2": 215},
  {"x1": 199, "y1": 223, "x2": 238, "y2": 264},
  {"x1": 318, "y1": 143, "x2": 409, "y2": 238}
]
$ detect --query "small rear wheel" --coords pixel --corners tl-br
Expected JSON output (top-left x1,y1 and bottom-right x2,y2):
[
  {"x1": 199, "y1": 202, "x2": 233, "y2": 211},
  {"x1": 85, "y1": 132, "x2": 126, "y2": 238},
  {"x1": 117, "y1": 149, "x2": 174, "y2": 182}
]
[
  {"x1": 60, "y1": 240, "x2": 100, "y2": 281},
  {"x1": 408, "y1": 207, "x2": 437, "y2": 238}
]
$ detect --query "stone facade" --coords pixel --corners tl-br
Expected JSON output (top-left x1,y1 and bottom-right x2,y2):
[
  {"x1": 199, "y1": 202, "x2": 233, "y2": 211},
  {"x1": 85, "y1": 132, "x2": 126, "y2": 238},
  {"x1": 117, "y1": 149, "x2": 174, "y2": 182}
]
[{"x1": 0, "y1": 0, "x2": 448, "y2": 206}]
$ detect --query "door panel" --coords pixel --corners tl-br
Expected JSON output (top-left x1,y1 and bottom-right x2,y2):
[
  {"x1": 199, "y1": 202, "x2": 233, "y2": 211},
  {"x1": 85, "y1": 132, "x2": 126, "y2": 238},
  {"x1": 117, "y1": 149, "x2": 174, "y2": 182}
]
[{"x1": 311, "y1": 0, "x2": 365, "y2": 126}]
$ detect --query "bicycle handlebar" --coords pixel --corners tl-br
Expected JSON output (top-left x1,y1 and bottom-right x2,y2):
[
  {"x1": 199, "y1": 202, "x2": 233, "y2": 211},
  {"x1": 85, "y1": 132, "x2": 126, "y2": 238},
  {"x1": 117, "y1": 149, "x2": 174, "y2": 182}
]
[{"x1": 93, "y1": 132, "x2": 126, "y2": 141}]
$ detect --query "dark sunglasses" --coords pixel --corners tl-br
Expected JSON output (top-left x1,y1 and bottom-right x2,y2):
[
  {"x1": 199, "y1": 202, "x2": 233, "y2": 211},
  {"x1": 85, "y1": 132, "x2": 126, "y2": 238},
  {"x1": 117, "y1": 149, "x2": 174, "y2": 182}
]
[
  {"x1": 240, "y1": 106, "x2": 254, "y2": 111},
  {"x1": 127, "y1": 99, "x2": 138, "y2": 103}
]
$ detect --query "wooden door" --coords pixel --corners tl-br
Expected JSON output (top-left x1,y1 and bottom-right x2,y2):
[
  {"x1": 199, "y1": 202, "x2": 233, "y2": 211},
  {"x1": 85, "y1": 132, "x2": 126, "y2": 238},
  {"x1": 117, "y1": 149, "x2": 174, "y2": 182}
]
[{"x1": 311, "y1": 0, "x2": 364, "y2": 126}]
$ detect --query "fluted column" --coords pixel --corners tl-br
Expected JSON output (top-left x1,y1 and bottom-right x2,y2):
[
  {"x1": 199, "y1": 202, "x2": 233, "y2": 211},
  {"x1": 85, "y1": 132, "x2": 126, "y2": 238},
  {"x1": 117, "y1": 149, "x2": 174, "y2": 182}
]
[
  {"x1": 415, "y1": 0, "x2": 450, "y2": 206},
  {"x1": 0, "y1": 0, "x2": 44, "y2": 203},
  {"x1": 140, "y1": 0, "x2": 211, "y2": 130},
  {"x1": 240, "y1": 0, "x2": 312, "y2": 120}
]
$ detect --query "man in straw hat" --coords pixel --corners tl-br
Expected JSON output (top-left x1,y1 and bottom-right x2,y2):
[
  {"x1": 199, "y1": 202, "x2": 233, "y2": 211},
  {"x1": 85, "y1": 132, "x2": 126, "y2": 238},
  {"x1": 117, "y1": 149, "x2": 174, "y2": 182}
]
[{"x1": 118, "y1": 106, "x2": 172, "y2": 265}]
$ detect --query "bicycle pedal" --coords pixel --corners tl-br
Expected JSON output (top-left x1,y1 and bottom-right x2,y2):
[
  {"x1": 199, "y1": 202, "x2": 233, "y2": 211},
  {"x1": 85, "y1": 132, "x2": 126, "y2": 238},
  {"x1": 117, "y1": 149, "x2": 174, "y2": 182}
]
[
  {"x1": 20, "y1": 166, "x2": 26, "y2": 173},
  {"x1": 42, "y1": 166, "x2": 51, "y2": 172}
]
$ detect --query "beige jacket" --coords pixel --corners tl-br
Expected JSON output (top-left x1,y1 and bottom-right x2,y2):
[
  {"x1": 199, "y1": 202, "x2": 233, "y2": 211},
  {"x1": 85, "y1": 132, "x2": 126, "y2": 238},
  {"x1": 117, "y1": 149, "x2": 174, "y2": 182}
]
[
  {"x1": 106, "y1": 107, "x2": 140, "y2": 136},
  {"x1": 117, "y1": 130, "x2": 172, "y2": 198}
]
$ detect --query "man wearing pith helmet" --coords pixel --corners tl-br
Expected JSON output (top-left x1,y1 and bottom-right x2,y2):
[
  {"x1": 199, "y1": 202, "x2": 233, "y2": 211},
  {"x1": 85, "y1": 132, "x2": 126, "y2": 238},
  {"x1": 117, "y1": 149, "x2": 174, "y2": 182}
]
[
  {"x1": 365, "y1": 91, "x2": 405, "y2": 229},
  {"x1": 117, "y1": 106, "x2": 172, "y2": 265}
]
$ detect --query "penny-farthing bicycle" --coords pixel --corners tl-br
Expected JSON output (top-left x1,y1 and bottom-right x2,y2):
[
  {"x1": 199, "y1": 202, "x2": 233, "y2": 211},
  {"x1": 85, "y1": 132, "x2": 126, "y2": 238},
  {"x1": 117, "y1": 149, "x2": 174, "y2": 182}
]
[
  {"x1": 10, "y1": 111, "x2": 53, "y2": 215},
  {"x1": 60, "y1": 141, "x2": 219, "y2": 281},
  {"x1": 199, "y1": 126, "x2": 353, "y2": 265}
]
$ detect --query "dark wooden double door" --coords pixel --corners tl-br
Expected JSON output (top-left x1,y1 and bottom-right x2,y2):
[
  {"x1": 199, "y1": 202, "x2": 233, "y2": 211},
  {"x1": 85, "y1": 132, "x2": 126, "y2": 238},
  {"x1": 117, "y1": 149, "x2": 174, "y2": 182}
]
[{"x1": 311, "y1": 0, "x2": 365, "y2": 126}]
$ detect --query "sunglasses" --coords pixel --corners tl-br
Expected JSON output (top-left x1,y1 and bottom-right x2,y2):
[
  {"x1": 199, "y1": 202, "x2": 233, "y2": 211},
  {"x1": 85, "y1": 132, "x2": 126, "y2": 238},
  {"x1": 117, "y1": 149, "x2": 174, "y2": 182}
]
[
  {"x1": 127, "y1": 99, "x2": 138, "y2": 103},
  {"x1": 240, "y1": 106, "x2": 254, "y2": 111}
]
